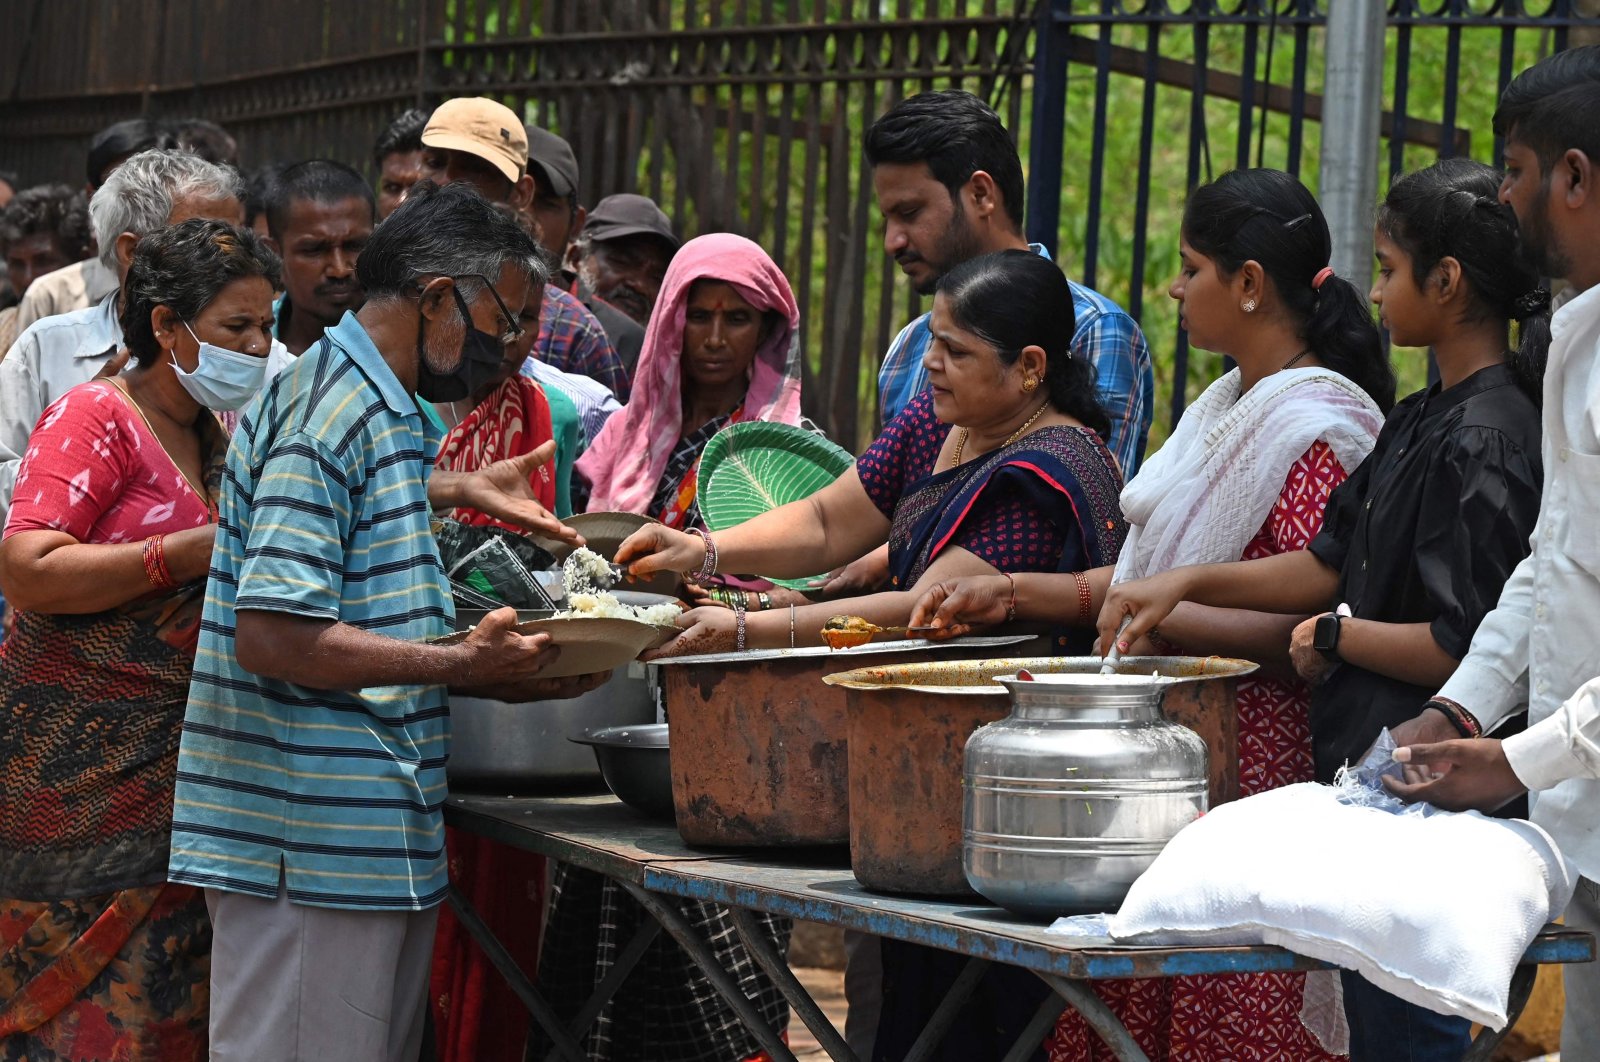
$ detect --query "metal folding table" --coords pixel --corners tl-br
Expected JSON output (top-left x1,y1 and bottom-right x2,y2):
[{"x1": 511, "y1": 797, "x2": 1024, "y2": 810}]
[{"x1": 445, "y1": 793, "x2": 1593, "y2": 1062}]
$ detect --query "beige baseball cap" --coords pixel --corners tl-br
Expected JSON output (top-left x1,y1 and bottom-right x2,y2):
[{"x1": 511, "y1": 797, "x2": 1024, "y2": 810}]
[{"x1": 422, "y1": 98, "x2": 528, "y2": 184}]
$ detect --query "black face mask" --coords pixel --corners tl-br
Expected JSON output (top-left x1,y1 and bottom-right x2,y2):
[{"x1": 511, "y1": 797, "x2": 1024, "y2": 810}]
[{"x1": 415, "y1": 282, "x2": 518, "y2": 403}]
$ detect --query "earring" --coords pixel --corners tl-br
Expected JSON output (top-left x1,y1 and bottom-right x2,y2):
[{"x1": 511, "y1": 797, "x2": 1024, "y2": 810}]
[
  {"x1": 1022, "y1": 375, "x2": 1039, "y2": 392},
  {"x1": 1242, "y1": 299, "x2": 1257, "y2": 313}
]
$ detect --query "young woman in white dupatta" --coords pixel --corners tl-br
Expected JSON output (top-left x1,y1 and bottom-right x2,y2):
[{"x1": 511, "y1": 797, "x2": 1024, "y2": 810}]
[{"x1": 909, "y1": 169, "x2": 1395, "y2": 1062}]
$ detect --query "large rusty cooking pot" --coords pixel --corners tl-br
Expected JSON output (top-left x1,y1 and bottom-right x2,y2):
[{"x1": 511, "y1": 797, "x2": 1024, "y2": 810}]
[
  {"x1": 652, "y1": 636, "x2": 1037, "y2": 847},
  {"x1": 822, "y1": 655, "x2": 1256, "y2": 896}
]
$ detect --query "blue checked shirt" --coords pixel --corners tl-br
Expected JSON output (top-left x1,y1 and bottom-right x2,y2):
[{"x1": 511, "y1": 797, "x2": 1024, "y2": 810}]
[
  {"x1": 535, "y1": 287, "x2": 631, "y2": 403},
  {"x1": 876, "y1": 246, "x2": 1154, "y2": 476}
]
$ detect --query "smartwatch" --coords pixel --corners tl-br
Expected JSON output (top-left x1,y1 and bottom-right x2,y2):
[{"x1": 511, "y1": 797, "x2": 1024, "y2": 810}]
[{"x1": 1312, "y1": 612, "x2": 1342, "y2": 662}]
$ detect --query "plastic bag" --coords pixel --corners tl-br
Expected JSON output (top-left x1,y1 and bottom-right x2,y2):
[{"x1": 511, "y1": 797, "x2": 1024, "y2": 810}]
[{"x1": 431, "y1": 518, "x2": 557, "y2": 610}]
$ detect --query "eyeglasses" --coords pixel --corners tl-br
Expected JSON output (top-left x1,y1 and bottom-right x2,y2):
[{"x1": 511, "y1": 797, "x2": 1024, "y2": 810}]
[{"x1": 416, "y1": 273, "x2": 526, "y2": 344}]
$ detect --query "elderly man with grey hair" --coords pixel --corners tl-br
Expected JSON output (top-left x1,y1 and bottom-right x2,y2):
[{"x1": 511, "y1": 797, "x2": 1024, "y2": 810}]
[
  {"x1": 166, "y1": 179, "x2": 603, "y2": 1062},
  {"x1": 0, "y1": 148, "x2": 245, "y2": 507}
]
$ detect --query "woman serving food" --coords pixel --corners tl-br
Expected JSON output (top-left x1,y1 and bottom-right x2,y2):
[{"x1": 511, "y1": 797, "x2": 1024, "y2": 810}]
[{"x1": 616, "y1": 249, "x2": 1127, "y2": 657}]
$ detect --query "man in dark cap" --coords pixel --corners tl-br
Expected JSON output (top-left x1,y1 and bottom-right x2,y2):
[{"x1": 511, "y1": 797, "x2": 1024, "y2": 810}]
[
  {"x1": 525, "y1": 126, "x2": 645, "y2": 372},
  {"x1": 524, "y1": 124, "x2": 584, "y2": 259},
  {"x1": 566, "y1": 192, "x2": 678, "y2": 329}
]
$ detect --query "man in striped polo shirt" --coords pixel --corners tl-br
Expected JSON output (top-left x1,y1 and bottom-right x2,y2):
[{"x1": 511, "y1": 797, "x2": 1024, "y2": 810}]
[{"x1": 169, "y1": 181, "x2": 603, "y2": 1062}]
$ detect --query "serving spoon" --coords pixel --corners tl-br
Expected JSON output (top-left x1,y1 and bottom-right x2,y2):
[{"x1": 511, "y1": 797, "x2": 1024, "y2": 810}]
[{"x1": 1100, "y1": 614, "x2": 1134, "y2": 675}]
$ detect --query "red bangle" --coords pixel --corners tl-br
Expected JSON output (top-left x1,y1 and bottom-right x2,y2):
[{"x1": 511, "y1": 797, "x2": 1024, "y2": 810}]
[
  {"x1": 1072, "y1": 571, "x2": 1093, "y2": 624},
  {"x1": 141, "y1": 535, "x2": 175, "y2": 590},
  {"x1": 1427, "y1": 697, "x2": 1482, "y2": 739}
]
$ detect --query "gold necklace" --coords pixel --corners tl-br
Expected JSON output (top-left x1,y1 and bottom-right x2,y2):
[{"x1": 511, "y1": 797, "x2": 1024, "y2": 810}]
[{"x1": 950, "y1": 401, "x2": 1049, "y2": 469}]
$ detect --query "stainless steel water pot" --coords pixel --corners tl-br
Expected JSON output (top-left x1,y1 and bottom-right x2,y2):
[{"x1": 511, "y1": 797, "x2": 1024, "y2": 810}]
[{"x1": 963, "y1": 671, "x2": 1211, "y2": 919}]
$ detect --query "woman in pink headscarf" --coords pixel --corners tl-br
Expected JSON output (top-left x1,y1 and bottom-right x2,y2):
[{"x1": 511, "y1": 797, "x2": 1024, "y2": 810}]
[
  {"x1": 536, "y1": 234, "x2": 801, "y2": 1062},
  {"x1": 578, "y1": 232, "x2": 804, "y2": 528}
]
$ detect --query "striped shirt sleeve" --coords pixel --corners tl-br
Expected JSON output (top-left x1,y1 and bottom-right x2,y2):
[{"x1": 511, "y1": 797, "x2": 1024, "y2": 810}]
[{"x1": 235, "y1": 431, "x2": 352, "y2": 620}]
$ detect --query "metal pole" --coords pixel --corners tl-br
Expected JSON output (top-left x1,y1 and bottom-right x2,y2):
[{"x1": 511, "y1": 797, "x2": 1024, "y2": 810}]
[
  {"x1": 1318, "y1": 0, "x2": 1386, "y2": 284},
  {"x1": 1026, "y1": 0, "x2": 1067, "y2": 257}
]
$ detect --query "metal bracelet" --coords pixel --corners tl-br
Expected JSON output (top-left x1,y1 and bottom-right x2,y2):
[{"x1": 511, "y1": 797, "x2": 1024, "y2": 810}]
[
  {"x1": 735, "y1": 604, "x2": 747, "y2": 652},
  {"x1": 789, "y1": 603, "x2": 797, "y2": 648},
  {"x1": 687, "y1": 527, "x2": 718, "y2": 582}
]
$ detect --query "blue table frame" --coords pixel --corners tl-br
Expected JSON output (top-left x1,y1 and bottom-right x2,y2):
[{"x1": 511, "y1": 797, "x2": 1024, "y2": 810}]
[{"x1": 445, "y1": 793, "x2": 1593, "y2": 1062}]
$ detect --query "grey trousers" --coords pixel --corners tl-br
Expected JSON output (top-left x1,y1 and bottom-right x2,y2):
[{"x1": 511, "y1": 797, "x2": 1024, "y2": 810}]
[
  {"x1": 205, "y1": 882, "x2": 439, "y2": 1062},
  {"x1": 1564, "y1": 876, "x2": 1600, "y2": 1058}
]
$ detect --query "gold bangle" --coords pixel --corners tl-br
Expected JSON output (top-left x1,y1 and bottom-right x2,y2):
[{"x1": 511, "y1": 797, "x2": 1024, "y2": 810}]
[{"x1": 1072, "y1": 571, "x2": 1093, "y2": 624}]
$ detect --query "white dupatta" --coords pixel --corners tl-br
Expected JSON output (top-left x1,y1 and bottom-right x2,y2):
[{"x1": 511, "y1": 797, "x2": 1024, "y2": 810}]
[{"x1": 1112, "y1": 367, "x2": 1385, "y2": 584}]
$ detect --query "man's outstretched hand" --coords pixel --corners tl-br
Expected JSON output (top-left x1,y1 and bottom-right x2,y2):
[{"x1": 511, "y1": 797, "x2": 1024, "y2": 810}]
[{"x1": 1383, "y1": 738, "x2": 1528, "y2": 813}]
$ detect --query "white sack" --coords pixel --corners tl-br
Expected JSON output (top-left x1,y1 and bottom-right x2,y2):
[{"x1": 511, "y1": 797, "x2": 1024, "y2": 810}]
[{"x1": 1102, "y1": 781, "x2": 1574, "y2": 1029}]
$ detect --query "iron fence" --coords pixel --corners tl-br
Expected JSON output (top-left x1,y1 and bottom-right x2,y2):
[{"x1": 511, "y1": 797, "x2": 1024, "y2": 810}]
[{"x1": 1, "y1": 1, "x2": 1594, "y2": 449}]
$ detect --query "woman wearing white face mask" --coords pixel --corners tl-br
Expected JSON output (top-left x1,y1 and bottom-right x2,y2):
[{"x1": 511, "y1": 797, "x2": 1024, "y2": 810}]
[{"x1": 0, "y1": 218, "x2": 277, "y2": 1061}]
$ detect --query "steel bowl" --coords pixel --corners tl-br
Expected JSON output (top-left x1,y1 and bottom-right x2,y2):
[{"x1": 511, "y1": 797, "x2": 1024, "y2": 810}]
[
  {"x1": 571, "y1": 723, "x2": 674, "y2": 819},
  {"x1": 447, "y1": 666, "x2": 653, "y2": 788}
]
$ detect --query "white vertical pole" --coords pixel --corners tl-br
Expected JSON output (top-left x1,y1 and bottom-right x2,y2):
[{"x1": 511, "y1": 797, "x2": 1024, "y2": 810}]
[{"x1": 1319, "y1": 0, "x2": 1387, "y2": 283}]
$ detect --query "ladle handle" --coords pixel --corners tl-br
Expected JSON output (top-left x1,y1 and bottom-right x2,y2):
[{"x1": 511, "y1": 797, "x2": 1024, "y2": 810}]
[{"x1": 1100, "y1": 614, "x2": 1134, "y2": 675}]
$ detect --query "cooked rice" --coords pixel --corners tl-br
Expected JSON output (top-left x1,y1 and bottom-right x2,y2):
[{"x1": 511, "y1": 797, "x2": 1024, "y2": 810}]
[
  {"x1": 558, "y1": 591, "x2": 681, "y2": 626},
  {"x1": 562, "y1": 546, "x2": 614, "y2": 595},
  {"x1": 558, "y1": 547, "x2": 680, "y2": 625}
]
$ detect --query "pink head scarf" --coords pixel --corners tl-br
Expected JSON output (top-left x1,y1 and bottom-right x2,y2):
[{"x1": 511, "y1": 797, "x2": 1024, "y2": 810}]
[{"x1": 577, "y1": 233, "x2": 803, "y2": 514}]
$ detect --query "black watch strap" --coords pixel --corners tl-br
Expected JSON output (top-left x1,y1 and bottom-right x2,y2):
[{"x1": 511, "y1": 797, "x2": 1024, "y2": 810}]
[{"x1": 1313, "y1": 612, "x2": 1342, "y2": 662}]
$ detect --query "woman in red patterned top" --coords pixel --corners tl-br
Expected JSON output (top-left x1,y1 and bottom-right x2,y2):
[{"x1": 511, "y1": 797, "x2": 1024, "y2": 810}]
[
  {"x1": 0, "y1": 219, "x2": 278, "y2": 1061},
  {"x1": 912, "y1": 171, "x2": 1394, "y2": 1061}
]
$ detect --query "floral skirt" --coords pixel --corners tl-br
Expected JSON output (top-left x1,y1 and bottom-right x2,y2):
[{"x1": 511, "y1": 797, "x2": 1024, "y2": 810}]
[{"x1": 0, "y1": 883, "x2": 209, "y2": 1062}]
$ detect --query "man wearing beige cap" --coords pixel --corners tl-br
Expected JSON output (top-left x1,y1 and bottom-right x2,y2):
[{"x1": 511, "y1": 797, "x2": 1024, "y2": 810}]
[
  {"x1": 419, "y1": 98, "x2": 631, "y2": 401},
  {"x1": 419, "y1": 97, "x2": 536, "y2": 213}
]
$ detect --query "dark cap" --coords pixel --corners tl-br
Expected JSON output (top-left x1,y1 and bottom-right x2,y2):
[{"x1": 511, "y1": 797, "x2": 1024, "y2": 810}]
[
  {"x1": 525, "y1": 124, "x2": 579, "y2": 200},
  {"x1": 584, "y1": 193, "x2": 679, "y2": 250}
]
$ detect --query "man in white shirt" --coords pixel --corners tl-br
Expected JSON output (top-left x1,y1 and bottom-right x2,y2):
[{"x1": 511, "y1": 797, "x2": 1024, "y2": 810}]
[
  {"x1": 8, "y1": 119, "x2": 176, "y2": 340},
  {"x1": 0, "y1": 149, "x2": 247, "y2": 509},
  {"x1": 1386, "y1": 45, "x2": 1600, "y2": 1057}
]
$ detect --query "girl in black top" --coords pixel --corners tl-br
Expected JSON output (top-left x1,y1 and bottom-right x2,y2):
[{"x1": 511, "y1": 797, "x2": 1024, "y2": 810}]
[
  {"x1": 1103, "y1": 158, "x2": 1548, "y2": 774},
  {"x1": 1094, "y1": 156, "x2": 1550, "y2": 1061}
]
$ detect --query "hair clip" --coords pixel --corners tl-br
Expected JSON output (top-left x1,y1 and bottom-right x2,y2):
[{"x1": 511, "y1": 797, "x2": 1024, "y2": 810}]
[
  {"x1": 1514, "y1": 288, "x2": 1552, "y2": 319},
  {"x1": 1282, "y1": 213, "x2": 1314, "y2": 232}
]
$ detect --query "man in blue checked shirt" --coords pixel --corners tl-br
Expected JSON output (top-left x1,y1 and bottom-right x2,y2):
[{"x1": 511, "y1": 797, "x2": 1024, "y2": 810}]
[
  {"x1": 820, "y1": 90, "x2": 1154, "y2": 601},
  {"x1": 867, "y1": 90, "x2": 1153, "y2": 477}
]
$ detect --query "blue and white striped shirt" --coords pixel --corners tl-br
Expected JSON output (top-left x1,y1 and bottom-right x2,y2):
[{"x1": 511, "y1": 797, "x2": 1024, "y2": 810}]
[{"x1": 168, "y1": 312, "x2": 453, "y2": 911}]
